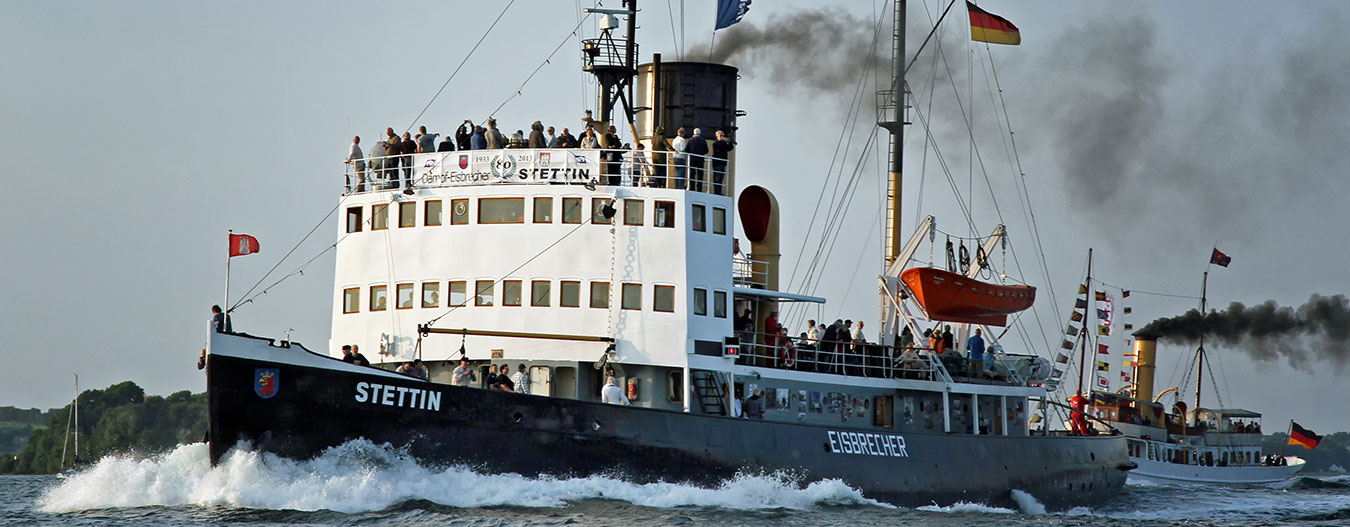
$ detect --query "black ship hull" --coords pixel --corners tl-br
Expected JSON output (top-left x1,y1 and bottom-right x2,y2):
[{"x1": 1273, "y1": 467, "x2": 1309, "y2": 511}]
[{"x1": 208, "y1": 334, "x2": 1130, "y2": 510}]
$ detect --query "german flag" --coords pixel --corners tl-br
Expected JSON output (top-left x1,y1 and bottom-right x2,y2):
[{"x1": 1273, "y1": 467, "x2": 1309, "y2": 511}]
[
  {"x1": 1289, "y1": 421, "x2": 1322, "y2": 449},
  {"x1": 968, "y1": 2, "x2": 1021, "y2": 45}
]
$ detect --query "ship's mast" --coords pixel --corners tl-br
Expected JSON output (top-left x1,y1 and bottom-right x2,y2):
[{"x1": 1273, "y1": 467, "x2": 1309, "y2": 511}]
[
  {"x1": 1194, "y1": 271, "x2": 1208, "y2": 413},
  {"x1": 1076, "y1": 248, "x2": 1092, "y2": 399},
  {"x1": 582, "y1": 0, "x2": 640, "y2": 130},
  {"x1": 880, "y1": 0, "x2": 906, "y2": 266}
]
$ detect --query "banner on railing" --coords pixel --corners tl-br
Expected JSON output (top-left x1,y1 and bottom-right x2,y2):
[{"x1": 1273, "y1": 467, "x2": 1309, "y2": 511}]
[{"x1": 414, "y1": 149, "x2": 602, "y2": 186}]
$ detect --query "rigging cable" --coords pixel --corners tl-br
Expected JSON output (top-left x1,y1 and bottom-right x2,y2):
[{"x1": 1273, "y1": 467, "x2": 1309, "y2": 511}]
[
  {"x1": 404, "y1": 0, "x2": 518, "y2": 133},
  {"x1": 423, "y1": 217, "x2": 598, "y2": 327},
  {"x1": 486, "y1": 3, "x2": 601, "y2": 119},
  {"x1": 230, "y1": 202, "x2": 340, "y2": 312}
]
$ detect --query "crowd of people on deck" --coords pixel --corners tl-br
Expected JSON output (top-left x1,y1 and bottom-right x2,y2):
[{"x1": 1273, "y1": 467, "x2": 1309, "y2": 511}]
[
  {"x1": 734, "y1": 309, "x2": 997, "y2": 381},
  {"x1": 344, "y1": 121, "x2": 734, "y2": 193},
  {"x1": 451, "y1": 358, "x2": 529, "y2": 392}
]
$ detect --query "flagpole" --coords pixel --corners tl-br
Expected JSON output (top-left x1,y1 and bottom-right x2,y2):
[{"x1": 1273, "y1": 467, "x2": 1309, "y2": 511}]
[
  {"x1": 1277, "y1": 419, "x2": 1293, "y2": 460},
  {"x1": 225, "y1": 229, "x2": 232, "y2": 317}
]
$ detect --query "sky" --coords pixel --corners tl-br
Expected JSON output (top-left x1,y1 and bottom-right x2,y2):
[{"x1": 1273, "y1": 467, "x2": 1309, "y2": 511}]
[{"x1": 2, "y1": 0, "x2": 1349, "y2": 434}]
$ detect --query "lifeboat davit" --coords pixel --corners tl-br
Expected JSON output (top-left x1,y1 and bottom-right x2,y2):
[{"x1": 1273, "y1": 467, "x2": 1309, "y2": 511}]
[{"x1": 900, "y1": 267, "x2": 1036, "y2": 327}]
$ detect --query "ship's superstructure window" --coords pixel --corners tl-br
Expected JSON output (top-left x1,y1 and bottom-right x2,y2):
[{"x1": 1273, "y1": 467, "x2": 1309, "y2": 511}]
[
  {"x1": 560, "y1": 280, "x2": 581, "y2": 307},
  {"x1": 372, "y1": 204, "x2": 389, "y2": 230},
  {"x1": 531, "y1": 280, "x2": 550, "y2": 306},
  {"x1": 449, "y1": 281, "x2": 467, "y2": 306},
  {"x1": 479, "y1": 198, "x2": 525, "y2": 224},
  {"x1": 623, "y1": 199, "x2": 644, "y2": 226},
  {"x1": 422, "y1": 282, "x2": 440, "y2": 308},
  {"x1": 590, "y1": 282, "x2": 610, "y2": 308},
  {"x1": 654, "y1": 285, "x2": 675, "y2": 312},
  {"x1": 475, "y1": 280, "x2": 494, "y2": 306},
  {"x1": 451, "y1": 199, "x2": 469, "y2": 225},
  {"x1": 712, "y1": 207, "x2": 727, "y2": 235},
  {"x1": 346, "y1": 207, "x2": 363, "y2": 233},
  {"x1": 399, "y1": 201, "x2": 416, "y2": 228},
  {"x1": 425, "y1": 200, "x2": 442, "y2": 226},
  {"x1": 692, "y1": 288, "x2": 707, "y2": 316},
  {"x1": 621, "y1": 283, "x2": 642, "y2": 310},
  {"x1": 502, "y1": 280, "x2": 523, "y2": 306},
  {"x1": 396, "y1": 283, "x2": 414, "y2": 309},
  {"x1": 562, "y1": 197, "x2": 583, "y2": 224},
  {"x1": 343, "y1": 287, "x2": 360, "y2": 314},
  {"x1": 691, "y1": 204, "x2": 706, "y2": 232},
  {"x1": 654, "y1": 201, "x2": 676, "y2": 228},
  {"x1": 533, "y1": 197, "x2": 553, "y2": 223},
  {"x1": 592, "y1": 198, "x2": 613, "y2": 225},
  {"x1": 370, "y1": 285, "x2": 388, "y2": 311},
  {"x1": 713, "y1": 291, "x2": 727, "y2": 318}
]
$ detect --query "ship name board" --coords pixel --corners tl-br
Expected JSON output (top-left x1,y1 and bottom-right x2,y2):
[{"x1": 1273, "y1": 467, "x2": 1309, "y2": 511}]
[
  {"x1": 354, "y1": 381, "x2": 442, "y2": 411},
  {"x1": 415, "y1": 150, "x2": 600, "y2": 186},
  {"x1": 827, "y1": 430, "x2": 909, "y2": 458}
]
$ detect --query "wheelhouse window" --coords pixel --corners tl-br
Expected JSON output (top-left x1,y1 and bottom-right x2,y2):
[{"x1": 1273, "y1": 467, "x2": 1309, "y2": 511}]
[
  {"x1": 399, "y1": 201, "x2": 416, "y2": 228},
  {"x1": 654, "y1": 201, "x2": 676, "y2": 228},
  {"x1": 621, "y1": 283, "x2": 642, "y2": 310},
  {"x1": 560, "y1": 280, "x2": 581, "y2": 307},
  {"x1": 372, "y1": 204, "x2": 389, "y2": 230},
  {"x1": 346, "y1": 207, "x2": 363, "y2": 233},
  {"x1": 450, "y1": 199, "x2": 469, "y2": 225},
  {"x1": 712, "y1": 207, "x2": 727, "y2": 235},
  {"x1": 475, "y1": 280, "x2": 494, "y2": 306},
  {"x1": 343, "y1": 287, "x2": 360, "y2": 313},
  {"x1": 502, "y1": 280, "x2": 523, "y2": 306},
  {"x1": 425, "y1": 200, "x2": 442, "y2": 226},
  {"x1": 623, "y1": 199, "x2": 644, "y2": 226},
  {"x1": 479, "y1": 197, "x2": 525, "y2": 224},
  {"x1": 533, "y1": 197, "x2": 553, "y2": 223},
  {"x1": 370, "y1": 285, "x2": 388, "y2": 311},
  {"x1": 448, "y1": 281, "x2": 466, "y2": 307},
  {"x1": 654, "y1": 285, "x2": 675, "y2": 312},
  {"x1": 396, "y1": 283, "x2": 414, "y2": 309},
  {"x1": 421, "y1": 282, "x2": 440, "y2": 308},
  {"x1": 692, "y1": 288, "x2": 707, "y2": 316},
  {"x1": 713, "y1": 290, "x2": 727, "y2": 318},
  {"x1": 691, "y1": 204, "x2": 706, "y2": 232},
  {"x1": 592, "y1": 198, "x2": 613, "y2": 225},
  {"x1": 531, "y1": 280, "x2": 550, "y2": 306},
  {"x1": 590, "y1": 281, "x2": 609, "y2": 309},
  {"x1": 562, "y1": 197, "x2": 583, "y2": 224}
]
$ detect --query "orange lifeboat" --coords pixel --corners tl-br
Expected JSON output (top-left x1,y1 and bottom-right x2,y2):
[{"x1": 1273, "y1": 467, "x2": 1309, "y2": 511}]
[{"x1": 900, "y1": 267, "x2": 1036, "y2": 327}]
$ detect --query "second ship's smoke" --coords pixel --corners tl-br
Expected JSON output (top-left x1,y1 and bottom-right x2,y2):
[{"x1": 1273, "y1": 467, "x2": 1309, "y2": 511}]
[{"x1": 1139, "y1": 294, "x2": 1350, "y2": 371}]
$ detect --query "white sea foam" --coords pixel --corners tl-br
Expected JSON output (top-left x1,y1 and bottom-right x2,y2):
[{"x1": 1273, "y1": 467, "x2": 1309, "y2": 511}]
[
  {"x1": 36, "y1": 440, "x2": 888, "y2": 513},
  {"x1": 1009, "y1": 489, "x2": 1045, "y2": 515},
  {"x1": 917, "y1": 501, "x2": 1017, "y2": 514}
]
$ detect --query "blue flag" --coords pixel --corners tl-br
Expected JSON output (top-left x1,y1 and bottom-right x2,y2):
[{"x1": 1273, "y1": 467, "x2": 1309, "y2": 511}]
[{"x1": 716, "y1": 0, "x2": 752, "y2": 30}]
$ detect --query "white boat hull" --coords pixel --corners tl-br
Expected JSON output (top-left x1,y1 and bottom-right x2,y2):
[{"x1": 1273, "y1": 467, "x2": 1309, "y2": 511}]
[{"x1": 1127, "y1": 456, "x2": 1305, "y2": 485}]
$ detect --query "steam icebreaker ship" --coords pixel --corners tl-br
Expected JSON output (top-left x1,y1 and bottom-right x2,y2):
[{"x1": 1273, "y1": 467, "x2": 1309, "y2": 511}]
[{"x1": 205, "y1": 2, "x2": 1131, "y2": 509}]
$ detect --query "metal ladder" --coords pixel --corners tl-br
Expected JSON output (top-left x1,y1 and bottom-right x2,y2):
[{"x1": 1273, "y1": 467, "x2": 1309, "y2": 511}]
[{"x1": 691, "y1": 370, "x2": 726, "y2": 416}]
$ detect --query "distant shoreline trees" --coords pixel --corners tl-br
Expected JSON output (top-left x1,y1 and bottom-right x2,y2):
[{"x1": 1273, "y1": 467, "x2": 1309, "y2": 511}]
[{"x1": 0, "y1": 381, "x2": 206, "y2": 474}]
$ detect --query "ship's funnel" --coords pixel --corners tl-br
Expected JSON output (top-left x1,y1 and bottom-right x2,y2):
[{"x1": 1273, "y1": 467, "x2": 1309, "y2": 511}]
[{"x1": 1132, "y1": 333, "x2": 1159, "y2": 405}]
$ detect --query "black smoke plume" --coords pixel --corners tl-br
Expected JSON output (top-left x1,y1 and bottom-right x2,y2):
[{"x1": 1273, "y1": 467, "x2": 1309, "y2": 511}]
[
  {"x1": 703, "y1": 9, "x2": 889, "y2": 95},
  {"x1": 1139, "y1": 294, "x2": 1350, "y2": 371}
]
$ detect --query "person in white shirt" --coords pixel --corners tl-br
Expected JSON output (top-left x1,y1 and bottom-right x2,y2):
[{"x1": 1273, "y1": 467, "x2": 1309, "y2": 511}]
[
  {"x1": 851, "y1": 320, "x2": 867, "y2": 343},
  {"x1": 452, "y1": 358, "x2": 477, "y2": 387},
  {"x1": 601, "y1": 376, "x2": 630, "y2": 405},
  {"x1": 510, "y1": 364, "x2": 528, "y2": 394},
  {"x1": 670, "y1": 127, "x2": 688, "y2": 189},
  {"x1": 805, "y1": 319, "x2": 820, "y2": 348},
  {"x1": 345, "y1": 136, "x2": 365, "y2": 192}
]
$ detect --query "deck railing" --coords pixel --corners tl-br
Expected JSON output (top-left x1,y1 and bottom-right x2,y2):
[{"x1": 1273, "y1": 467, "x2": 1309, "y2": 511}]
[
  {"x1": 344, "y1": 148, "x2": 732, "y2": 197},
  {"x1": 733, "y1": 331, "x2": 1044, "y2": 387}
]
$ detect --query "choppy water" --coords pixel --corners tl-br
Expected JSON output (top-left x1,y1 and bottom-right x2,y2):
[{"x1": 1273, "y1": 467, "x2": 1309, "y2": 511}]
[{"x1": 5, "y1": 440, "x2": 1350, "y2": 526}]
